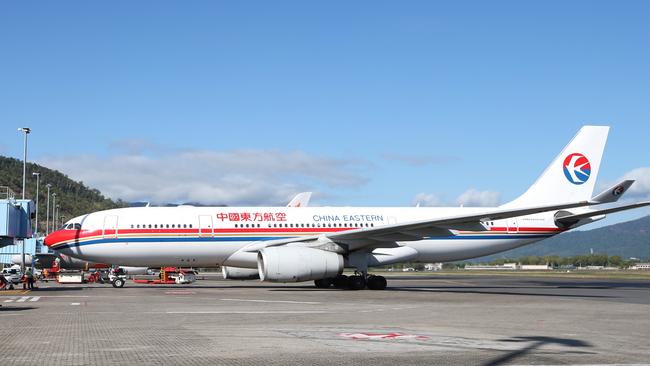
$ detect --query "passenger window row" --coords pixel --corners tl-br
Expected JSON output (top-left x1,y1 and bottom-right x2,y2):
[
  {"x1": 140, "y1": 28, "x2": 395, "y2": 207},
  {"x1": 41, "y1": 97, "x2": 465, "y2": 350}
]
[
  {"x1": 130, "y1": 224, "x2": 193, "y2": 229},
  {"x1": 234, "y1": 222, "x2": 374, "y2": 228}
]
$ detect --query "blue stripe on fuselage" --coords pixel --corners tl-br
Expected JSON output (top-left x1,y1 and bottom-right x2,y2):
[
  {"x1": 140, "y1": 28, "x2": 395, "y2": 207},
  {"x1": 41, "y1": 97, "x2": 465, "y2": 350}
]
[{"x1": 51, "y1": 234, "x2": 553, "y2": 251}]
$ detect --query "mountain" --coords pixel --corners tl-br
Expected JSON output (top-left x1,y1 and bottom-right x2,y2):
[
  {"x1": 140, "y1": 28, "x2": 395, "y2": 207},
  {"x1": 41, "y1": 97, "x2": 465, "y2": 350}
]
[
  {"x1": 477, "y1": 215, "x2": 650, "y2": 261},
  {"x1": 0, "y1": 156, "x2": 126, "y2": 232}
]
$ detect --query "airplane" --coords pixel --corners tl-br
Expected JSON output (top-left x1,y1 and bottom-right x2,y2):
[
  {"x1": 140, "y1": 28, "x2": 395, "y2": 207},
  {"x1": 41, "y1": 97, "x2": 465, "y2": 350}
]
[{"x1": 44, "y1": 126, "x2": 650, "y2": 290}]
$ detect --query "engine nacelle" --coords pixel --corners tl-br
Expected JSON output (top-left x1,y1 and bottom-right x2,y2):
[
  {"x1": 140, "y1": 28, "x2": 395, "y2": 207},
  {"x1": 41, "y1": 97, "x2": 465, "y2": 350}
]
[
  {"x1": 222, "y1": 266, "x2": 260, "y2": 280},
  {"x1": 257, "y1": 247, "x2": 343, "y2": 282}
]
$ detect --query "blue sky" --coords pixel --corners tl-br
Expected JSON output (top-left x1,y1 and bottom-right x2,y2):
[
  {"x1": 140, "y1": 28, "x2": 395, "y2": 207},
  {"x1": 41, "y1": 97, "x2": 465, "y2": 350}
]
[{"x1": 1, "y1": 1, "x2": 649, "y2": 224}]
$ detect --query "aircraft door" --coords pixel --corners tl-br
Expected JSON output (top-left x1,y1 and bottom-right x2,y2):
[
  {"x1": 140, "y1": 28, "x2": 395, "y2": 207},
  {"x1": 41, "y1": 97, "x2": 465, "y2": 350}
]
[
  {"x1": 103, "y1": 215, "x2": 118, "y2": 238},
  {"x1": 507, "y1": 218, "x2": 518, "y2": 233},
  {"x1": 199, "y1": 215, "x2": 213, "y2": 237}
]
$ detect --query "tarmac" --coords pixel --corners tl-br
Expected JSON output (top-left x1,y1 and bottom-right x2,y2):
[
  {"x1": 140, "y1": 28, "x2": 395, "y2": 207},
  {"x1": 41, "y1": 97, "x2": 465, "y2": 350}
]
[{"x1": 1, "y1": 274, "x2": 649, "y2": 365}]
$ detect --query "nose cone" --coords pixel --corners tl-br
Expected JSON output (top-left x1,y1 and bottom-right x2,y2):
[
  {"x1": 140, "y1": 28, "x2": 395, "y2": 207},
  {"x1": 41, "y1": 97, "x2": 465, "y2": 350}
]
[
  {"x1": 43, "y1": 232, "x2": 55, "y2": 247},
  {"x1": 44, "y1": 230, "x2": 67, "y2": 248}
]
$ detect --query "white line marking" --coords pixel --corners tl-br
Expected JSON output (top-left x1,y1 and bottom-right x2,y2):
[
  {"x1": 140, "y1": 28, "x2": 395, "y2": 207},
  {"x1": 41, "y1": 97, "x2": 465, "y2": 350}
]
[
  {"x1": 70, "y1": 303, "x2": 81, "y2": 306},
  {"x1": 166, "y1": 311, "x2": 329, "y2": 314},
  {"x1": 16, "y1": 296, "x2": 30, "y2": 303},
  {"x1": 29, "y1": 297, "x2": 40, "y2": 302},
  {"x1": 3, "y1": 298, "x2": 15, "y2": 303},
  {"x1": 219, "y1": 298, "x2": 321, "y2": 305}
]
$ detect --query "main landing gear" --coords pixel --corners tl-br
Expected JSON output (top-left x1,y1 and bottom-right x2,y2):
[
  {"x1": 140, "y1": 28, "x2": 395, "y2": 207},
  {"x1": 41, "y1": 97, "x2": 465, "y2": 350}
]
[{"x1": 314, "y1": 273, "x2": 387, "y2": 290}]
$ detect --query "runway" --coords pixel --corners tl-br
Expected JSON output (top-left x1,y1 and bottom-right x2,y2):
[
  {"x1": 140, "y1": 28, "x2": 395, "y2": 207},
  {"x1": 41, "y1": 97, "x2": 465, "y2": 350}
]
[{"x1": 1, "y1": 274, "x2": 649, "y2": 365}]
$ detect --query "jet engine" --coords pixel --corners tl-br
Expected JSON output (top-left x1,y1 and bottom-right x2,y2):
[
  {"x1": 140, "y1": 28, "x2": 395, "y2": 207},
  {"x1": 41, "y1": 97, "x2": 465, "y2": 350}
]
[
  {"x1": 222, "y1": 266, "x2": 260, "y2": 280},
  {"x1": 257, "y1": 247, "x2": 343, "y2": 282}
]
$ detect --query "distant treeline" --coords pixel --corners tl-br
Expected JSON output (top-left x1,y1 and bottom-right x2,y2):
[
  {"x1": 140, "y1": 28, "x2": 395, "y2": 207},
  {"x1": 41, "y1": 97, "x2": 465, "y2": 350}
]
[
  {"x1": 481, "y1": 254, "x2": 643, "y2": 268},
  {"x1": 386, "y1": 254, "x2": 648, "y2": 271},
  {"x1": 0, "y1": 156, "x2": 126, "y2": 233}
]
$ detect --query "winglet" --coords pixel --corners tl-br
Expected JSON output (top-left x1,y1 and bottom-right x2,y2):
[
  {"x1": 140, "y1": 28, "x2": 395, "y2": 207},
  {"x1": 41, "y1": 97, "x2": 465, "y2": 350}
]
[{"x1": 590, "y1": 180, "x2": 635, "y2": 204}]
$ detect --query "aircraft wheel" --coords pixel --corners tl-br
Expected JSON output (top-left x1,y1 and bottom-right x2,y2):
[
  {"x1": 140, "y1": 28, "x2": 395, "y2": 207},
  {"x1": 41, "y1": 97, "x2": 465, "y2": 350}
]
[
  {"x1": 348, "y1": 275, "x2": 366, "y2": 290},
  {"x1": 367, "y1": 275, "x2": 387, "y2": 290},
  {"x1": 112, "y1": 278, "x2": 125, "y2": 288},
  {"x1": 314, "y1": 278, "x2": 333, "y2": 288},
  {"x1": 333, "y1": 275, "x2": 349, "y2": 289}
]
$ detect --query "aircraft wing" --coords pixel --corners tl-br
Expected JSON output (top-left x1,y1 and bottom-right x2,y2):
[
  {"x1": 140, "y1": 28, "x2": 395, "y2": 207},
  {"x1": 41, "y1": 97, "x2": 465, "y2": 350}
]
[
  {"x1": 555, "y1": 201, "x2": 650, "y2": 226},
  {"x1": 244, "y1": 200, "x2": 595, "y2": 252}
]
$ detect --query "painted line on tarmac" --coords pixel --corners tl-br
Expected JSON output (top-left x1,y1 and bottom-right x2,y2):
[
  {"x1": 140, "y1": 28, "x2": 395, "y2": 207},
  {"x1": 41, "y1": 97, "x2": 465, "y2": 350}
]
[
  {"x1": 167, "y1": 311, "x2": 330, "y2": 314},
  {"x1": 219, "y1": 298, "x2": 321, "y2": 305},
  {"x1": 511, "y1": 364, "x2": 650, "y2": 366}
]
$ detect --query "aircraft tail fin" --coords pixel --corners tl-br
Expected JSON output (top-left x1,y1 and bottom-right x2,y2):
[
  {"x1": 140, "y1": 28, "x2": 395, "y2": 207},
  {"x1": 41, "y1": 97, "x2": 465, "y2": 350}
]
[
  {"x1": 287, "y1": 192, "x2": 312, "y2": 207},
  {"x1": 502, "y1": 125, "x2": 610, "y2": 208}
]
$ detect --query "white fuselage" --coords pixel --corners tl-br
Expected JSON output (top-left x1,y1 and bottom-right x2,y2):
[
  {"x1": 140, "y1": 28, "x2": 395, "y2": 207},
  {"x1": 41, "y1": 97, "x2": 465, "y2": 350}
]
[{"x1": 46, "y1": 206, "x2": 562, "y2": 268}]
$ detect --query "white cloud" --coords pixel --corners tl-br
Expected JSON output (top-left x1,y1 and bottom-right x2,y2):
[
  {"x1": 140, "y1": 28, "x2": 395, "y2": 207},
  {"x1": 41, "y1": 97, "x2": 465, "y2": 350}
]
[
  {"x1": 413, "y1": 189, "x2": 501, "y2": 207},
  {"x1": 38, "y1": 148, "x2": 370, "y2": 206},
  {"x1": 456, "y1": 189, "x2": 501, "y2": 207},
  {"x1": 620, "y1": 167, "x2": 650, "y2": 199},
  {"x1": 412, "y1": 193, "x2": 444, "y2": 207}
]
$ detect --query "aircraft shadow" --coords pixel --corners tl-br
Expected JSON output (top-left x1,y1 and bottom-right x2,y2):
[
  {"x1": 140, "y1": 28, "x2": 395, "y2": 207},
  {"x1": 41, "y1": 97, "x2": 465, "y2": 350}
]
[{"x1": 482, "y1": 335, "x2": 593, "y2": 366}]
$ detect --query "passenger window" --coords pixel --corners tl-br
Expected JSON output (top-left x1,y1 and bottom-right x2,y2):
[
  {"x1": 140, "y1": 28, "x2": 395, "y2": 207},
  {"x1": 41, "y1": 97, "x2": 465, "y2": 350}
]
[
  {"x1": 183, "y1": 224, "x2": 187, "y2": 228},
  {"x1": 75, "y1": 223, "x2": 82, "y2": 230},
  {"x1": 148, "y1": 224, "x2": 152, "y2": 228}
]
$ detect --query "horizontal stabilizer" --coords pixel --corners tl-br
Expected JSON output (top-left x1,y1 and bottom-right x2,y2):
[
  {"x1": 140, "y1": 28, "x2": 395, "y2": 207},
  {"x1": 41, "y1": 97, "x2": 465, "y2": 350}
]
[{"x1": 591, "y1": 180, "x2": 635, "y2": 203}]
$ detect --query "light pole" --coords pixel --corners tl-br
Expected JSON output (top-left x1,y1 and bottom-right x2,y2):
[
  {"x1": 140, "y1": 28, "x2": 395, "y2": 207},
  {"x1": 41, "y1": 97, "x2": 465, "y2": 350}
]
[
  {"x1": 55, "y1": 204, "x2": 60, "y2": 229},
  {"x1": 52, "y1": 193, "x2": 57, "y2": 231},
  {"x1": 17, "y1": 127, "x2": 31, "y2": 199},
  {"x1": 32, "y1": 172, "x2": 40, "y2": 236},
  {"x1": 45, "y1": 184, "x2": 52, "y2": 235}
]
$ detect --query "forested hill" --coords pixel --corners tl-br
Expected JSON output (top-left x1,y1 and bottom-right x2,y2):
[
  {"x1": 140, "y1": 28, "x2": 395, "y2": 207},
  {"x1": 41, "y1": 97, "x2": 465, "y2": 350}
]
[
  {"x1": 477, "y1": 214, "x2": 650, "y2": 261},
  {"x1": 0, "y1": 156, "x2": 126, "y2": 232}
]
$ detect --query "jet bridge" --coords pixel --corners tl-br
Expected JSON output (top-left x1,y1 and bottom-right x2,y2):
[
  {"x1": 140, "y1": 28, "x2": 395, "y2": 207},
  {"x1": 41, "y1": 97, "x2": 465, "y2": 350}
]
[{"x1": 0, "y1": 187, "x2": 34, "y2": 248}]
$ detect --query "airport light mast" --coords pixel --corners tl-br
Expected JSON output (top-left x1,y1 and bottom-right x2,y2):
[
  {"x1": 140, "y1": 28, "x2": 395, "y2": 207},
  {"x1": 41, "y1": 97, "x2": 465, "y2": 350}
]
[
  {"x1": 18, "y1": 127, "x2": 31, "y2": 271},
  {"x1": 52, "y1": 193, "x2": 57, "y2": 232},
  {"x1": 32, "y1": 172, "x2": 40, "y2": 236},
  {"x1": 17, "y1": 127, "x2": 30, "y2": 199},
  {"x1": 46, "y1": 184, "x2": 52, "y2": 235}
]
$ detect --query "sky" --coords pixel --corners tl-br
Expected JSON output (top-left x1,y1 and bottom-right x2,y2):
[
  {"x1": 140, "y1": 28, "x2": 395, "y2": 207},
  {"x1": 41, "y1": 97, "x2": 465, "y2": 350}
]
[{"x1": 1, "y1": 1, "x2": 649, "y2": 226}]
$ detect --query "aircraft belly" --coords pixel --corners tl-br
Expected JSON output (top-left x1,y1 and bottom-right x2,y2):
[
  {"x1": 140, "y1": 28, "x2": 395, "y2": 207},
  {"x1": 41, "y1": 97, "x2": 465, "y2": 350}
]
[{"x1": 406, "y1": 237, "x2": 544, "y2": 263}]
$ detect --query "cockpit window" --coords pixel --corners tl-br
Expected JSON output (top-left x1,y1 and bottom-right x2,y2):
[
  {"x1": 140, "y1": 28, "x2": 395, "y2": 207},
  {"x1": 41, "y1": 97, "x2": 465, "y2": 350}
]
[{"x1": 62, "y1": 223, "x2": 82, "y2": 230}]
